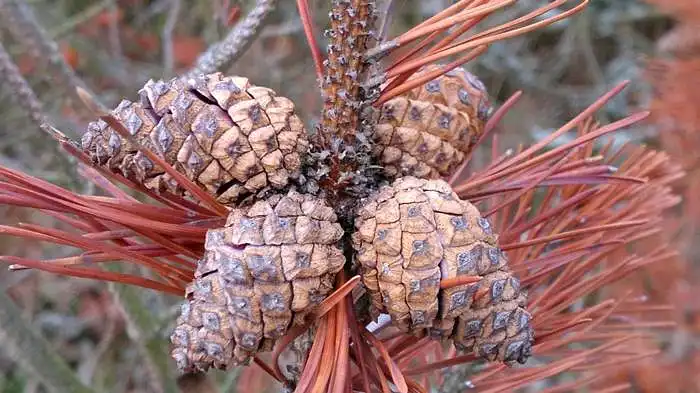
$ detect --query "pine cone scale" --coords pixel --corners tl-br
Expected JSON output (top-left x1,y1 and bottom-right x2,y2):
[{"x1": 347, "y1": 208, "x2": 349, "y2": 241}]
[
  {"x1": 353, "y1": 177, "x2": 533, "y2": 364},
  {"x1": 82, "y1": 73, "x2": 308, "y2": 204},
  {"x1": 372, "y1": 66, "x2": 491, "y2": 179},
  {"x1": 172, "y1": 191, "x2": 345, "y2": 372}
]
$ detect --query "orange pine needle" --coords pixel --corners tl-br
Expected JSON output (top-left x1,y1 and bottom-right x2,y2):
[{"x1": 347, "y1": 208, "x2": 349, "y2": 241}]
[
  {"x1": 439, "y1": 274, "x2": 482, "y2": 289},
  {"x1": 296, "y1": 0, "x2": 324, "y2": 79}
]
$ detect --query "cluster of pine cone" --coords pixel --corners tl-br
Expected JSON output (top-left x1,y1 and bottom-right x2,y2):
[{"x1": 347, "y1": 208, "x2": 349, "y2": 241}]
[{"x1": 80, "y1": 65, "x2": 533, "y2": 373}]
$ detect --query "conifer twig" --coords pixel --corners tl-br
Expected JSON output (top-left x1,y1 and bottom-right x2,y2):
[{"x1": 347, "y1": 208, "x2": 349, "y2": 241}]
[
  {"x1": 0, "y1": 42, "x2": 78, "y2": 175},
  {"x1": 0, "y1": 42, "x2": 47, "y2": 126},
  {"x1": 162, "y1": 0, "x2": 181, "y2": 77},
  {"x1": 0, "y1": 0, "x2": 99, "y2": 111},
  {"x1": 182, "y1": 0, "x2": 278, "y2": 80}
]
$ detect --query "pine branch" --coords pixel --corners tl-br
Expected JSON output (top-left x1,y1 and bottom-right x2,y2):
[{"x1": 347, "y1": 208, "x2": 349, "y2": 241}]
[
  {"x1": 162, "y1": 0, "x2": 182, "y2": 77},
  {"x1": 307, "y1": 0, "x2": 380, "y2": 205},
  {"x1": 0, "y1": 0, "x2": 99, "y2": 111},
  {"x1": 182, "y1": 0, "x2": 279, "y2": 80},
  {"x1": 0, "y1": 42, "x2": 47, "y2": 126},
  {"x1": 0, "y1": 41, "x2": 79, "y2": 181},
  {"x1": 319, "y1": 0, "x2": 378, "y2": 145}
]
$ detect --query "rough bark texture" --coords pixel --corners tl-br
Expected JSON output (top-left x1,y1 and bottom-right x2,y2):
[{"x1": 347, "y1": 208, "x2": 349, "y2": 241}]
[
  {"x1": 320, "y1": 0, "x2": 377, "y2": 145},
  {"x1": 352, "y1": 177, "x2": 532, "y2": 364},
  {"x1": 304, "y1": 0, "x2": 380, "y2": 214},
  {"x1": 182, "y1": 0, "x2": 279, "y2": 81}
]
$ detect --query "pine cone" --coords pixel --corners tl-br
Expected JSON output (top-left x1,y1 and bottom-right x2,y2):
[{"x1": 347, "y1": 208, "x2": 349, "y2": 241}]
[
  {"x1": 371, "y1": 66, "x2": 491, "y2": 179},
  {"x1": 352, "y1": 177, "x2": 532, "y2": 364},
  {"x1": 80, "y1": 73, "x2": 309, "y2": 203},
  {"x1": 170, "y1": 191, "x2": 345, "y2": 372}
]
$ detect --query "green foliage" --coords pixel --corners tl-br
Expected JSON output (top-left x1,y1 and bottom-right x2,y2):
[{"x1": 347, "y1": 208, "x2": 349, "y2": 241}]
[{"x1": 0, "y1": 290, "x2": 96, "y2": 393}]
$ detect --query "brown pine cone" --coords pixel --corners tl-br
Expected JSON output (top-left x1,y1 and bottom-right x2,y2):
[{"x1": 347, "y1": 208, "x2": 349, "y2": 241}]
[
  {"x1": 170, "y1": 191, "x2": 345, "y2": 372},
  {"x1": 351, "y1": 177, "x2": 532, "y2": 364},
  {"x1": 371, "y1": 66, "x2": 491, "y2": 179},
  {"x1": 80, "y1": 73, "x2": 309, "y2": 203}
]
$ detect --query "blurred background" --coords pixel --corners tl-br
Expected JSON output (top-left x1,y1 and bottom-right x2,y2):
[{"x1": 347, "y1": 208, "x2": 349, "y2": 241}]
[{"x1": 0, "y1": 0, "x2": 698, "y2": 392}]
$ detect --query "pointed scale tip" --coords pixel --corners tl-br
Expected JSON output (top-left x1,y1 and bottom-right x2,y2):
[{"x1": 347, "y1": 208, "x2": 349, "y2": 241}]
[{"x1": 98, "y1": 112, "x2": 229, "y2": 217}]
